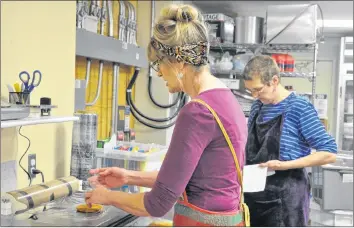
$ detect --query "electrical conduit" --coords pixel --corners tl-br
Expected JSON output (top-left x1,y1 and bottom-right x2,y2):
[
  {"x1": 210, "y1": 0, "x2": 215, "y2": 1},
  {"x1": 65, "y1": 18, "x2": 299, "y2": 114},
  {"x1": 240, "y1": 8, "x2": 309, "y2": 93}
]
[{"x1": 86, "y1": 0, "x2": 105, "y2": 107}]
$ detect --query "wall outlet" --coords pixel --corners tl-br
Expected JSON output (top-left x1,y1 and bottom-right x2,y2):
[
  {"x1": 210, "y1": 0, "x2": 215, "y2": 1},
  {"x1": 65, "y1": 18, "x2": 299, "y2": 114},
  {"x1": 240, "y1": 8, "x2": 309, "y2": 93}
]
[{"x1": 28, "y1": 154, "x2": 36, "y2": 179}]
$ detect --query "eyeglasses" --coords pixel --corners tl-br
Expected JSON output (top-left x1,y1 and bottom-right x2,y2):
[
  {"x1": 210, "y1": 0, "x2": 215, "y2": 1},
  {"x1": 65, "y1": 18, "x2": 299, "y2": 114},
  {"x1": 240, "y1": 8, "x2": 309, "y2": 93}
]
[
  {"x1": 246, "y1": 85, "x2": 266, "y2": 96},
  {"x1": 151, "y1": 60, "x2": 161, "y2": 72},
  {"x1": 150, "y1": 55, "x2": 165, "y2": 73}
]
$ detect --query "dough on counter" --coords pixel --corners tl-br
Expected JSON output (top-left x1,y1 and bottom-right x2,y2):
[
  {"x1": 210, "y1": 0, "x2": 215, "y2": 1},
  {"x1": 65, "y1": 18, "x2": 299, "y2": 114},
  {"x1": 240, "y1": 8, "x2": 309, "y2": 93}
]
[
  {"x1": 76, "y1": 204, "x2": 103, "y2": 213},
  {"x1": 148, "y1": 220, "x2": 173, "y2": 227}
]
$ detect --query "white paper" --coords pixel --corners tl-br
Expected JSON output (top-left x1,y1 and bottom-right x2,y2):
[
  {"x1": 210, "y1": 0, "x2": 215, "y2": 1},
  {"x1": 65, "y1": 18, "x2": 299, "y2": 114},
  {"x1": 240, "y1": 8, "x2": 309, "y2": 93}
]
[{"x1": 243, "y1": 164, "x2": 268, "y2": 193}]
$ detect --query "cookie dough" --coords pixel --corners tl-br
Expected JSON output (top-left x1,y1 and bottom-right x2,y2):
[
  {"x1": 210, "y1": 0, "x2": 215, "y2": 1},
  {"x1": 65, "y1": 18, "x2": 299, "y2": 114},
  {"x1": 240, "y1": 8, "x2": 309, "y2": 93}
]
[{"x1": 76, "y1": 204, "x2": 103, "y2": 213}]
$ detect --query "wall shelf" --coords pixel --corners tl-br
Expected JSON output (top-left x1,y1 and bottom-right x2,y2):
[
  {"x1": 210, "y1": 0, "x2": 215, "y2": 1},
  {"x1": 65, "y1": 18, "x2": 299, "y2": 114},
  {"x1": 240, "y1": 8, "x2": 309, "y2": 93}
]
[
  {"x1": 76, "y1": 28, "x2": 148, "y2": 68},
  {"x1": 1, "y1": 116, "x2": 79, "y2": 128}
]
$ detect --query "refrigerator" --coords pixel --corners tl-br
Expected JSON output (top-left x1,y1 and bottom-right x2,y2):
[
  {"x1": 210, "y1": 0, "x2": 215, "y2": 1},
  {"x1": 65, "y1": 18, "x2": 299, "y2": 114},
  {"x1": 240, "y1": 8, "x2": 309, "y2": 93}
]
[{"x1": 335, "y1": 37, "x2": 353, "y2": 153}]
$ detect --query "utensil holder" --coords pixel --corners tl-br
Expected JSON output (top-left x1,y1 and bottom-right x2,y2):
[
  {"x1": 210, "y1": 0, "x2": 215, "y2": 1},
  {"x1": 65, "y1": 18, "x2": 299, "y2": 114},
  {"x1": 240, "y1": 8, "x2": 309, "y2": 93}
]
[{"x1": 9, "y1": 92, "x2": 30, "y2": 105}]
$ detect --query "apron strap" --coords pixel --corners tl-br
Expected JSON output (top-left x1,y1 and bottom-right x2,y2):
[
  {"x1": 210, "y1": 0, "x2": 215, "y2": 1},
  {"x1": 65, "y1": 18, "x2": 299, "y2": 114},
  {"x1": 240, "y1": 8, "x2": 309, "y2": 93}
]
[
  {"x1": 191, "y1": 99, "x2": 245, "y2": 206},
  {"x1": 182, "y1": 191, "x2": 189, "y2": 203}
]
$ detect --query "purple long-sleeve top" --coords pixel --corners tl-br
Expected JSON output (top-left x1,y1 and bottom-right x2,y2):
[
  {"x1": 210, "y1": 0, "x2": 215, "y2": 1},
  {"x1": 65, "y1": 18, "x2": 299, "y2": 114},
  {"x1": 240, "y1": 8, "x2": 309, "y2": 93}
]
[{"x1": 144, "y1": 88, "x2": 247, "y2": 217}]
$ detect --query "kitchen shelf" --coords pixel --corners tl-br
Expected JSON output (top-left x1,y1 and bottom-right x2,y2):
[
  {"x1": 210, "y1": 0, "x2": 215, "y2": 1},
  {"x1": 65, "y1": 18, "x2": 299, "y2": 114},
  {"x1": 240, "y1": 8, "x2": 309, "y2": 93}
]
[
  {"x1": 76, "y1": 28, "x2": 148, "y2": 68},
  {"x1": 210, "y1": 42, "x2": 317, "y2": 53},
  {"x1": 213, "y1": 70, "x2": 314, "y2": 79},
  {"x1": 280, "y1": 72, "x2": 315, "y2": 79},
  {"x1": 1, "y1": 116, "x2": 79, "y2": 128}
]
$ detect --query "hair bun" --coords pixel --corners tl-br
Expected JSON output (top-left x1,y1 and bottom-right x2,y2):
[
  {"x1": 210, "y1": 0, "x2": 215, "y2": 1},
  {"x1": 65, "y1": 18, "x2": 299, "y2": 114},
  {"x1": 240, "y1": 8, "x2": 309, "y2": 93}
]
[
  {"x1": 176, "y1": 5, "x2": 199, "y2": 23},
  {"x1": 160, "y1": 4, "x2": 200, "y2": 24}
]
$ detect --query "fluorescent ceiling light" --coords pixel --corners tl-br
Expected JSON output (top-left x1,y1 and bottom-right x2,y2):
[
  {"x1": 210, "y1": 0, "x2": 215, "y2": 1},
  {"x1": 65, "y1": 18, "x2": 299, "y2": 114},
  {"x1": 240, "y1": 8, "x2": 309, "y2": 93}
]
[{"x1": 317, "y1": 20, "x2": 353, "y2": 28}]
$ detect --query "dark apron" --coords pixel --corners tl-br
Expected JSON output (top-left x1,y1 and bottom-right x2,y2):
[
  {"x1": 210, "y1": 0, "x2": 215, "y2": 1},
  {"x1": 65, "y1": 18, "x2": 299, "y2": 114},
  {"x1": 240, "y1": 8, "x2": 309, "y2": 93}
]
[{"x1": 244, "y1": 103, "x2": 311, "y2": 227}]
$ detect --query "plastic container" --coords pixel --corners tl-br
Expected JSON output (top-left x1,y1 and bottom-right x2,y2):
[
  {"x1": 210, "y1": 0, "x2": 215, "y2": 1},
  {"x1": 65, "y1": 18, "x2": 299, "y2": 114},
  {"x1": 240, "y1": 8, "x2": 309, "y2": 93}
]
[
  {"x1": 101, "y1": 141, "x2": 167, "y2": 161},
  {"x1": 94, "y1": 140, "x2": 168, "y2": 193}
]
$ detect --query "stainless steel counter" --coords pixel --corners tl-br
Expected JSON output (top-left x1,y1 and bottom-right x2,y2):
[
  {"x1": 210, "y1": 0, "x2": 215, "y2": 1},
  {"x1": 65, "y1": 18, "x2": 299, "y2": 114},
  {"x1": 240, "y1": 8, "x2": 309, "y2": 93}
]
[
  {"x1": 2, "y1": 206, "x2": 138, "y2": 227},
  {"x1": 1, "y1": 192, "x2": 175, "y2": 227},
  {"x1": 1, "y1": 192, "x2": 137, "y2": 227}
]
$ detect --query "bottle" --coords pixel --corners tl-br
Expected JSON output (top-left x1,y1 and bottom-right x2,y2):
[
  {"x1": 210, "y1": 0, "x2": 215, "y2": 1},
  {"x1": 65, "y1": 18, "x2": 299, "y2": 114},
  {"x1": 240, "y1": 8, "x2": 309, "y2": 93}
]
[
  {"x1": 272, "y1": 54, "x2": 284, "y2": 72},
  {"x1": 284, "y1": 54, "x2": 295, "y2": 72},
  {"x1": 277, "y1": 54, "x2": 285, "y2": 72}
]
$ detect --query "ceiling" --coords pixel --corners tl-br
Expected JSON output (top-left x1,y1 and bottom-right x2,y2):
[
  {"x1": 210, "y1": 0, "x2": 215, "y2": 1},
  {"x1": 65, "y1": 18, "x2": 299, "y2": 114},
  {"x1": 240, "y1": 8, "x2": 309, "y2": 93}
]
[{"x1": 191, "y1": 1, "x2": 353, "y2": 36}]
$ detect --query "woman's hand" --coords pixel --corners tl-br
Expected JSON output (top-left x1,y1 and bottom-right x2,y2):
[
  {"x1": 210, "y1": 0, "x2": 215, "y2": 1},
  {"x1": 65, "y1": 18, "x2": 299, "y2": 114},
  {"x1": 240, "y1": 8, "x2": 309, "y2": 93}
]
[
  {"x1": 259, "y1": 160, "x2": 290, "y2": 171},
  {"x1": 88, "y1": 167, "x2": 128, "y2": 189},
  {"x1": 85, "y1": 185, "x2": 112, "y2": 207}
]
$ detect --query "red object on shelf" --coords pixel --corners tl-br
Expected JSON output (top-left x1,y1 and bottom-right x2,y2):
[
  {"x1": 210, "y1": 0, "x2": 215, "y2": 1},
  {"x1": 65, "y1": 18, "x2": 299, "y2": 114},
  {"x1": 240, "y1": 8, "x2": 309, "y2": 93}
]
[
  {"x1": 271, "y1": 54, "x2": 285, "y2": 72},
  {"x1": 284, "y1": 54, "x2": 295, "y2": 72},
  {"x1": 289, "y1": 55, "x2": 295, "y2": 72},
  {"x1": 278, "y1": 54, "x2": 285, "y2": 72}
]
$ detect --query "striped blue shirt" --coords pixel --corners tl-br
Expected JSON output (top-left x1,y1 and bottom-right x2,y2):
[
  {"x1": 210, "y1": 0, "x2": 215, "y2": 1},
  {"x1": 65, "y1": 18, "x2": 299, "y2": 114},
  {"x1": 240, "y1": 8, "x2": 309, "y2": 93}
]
[{"x1": 248, "y1": 93, "x2": 337, "y2": 161}]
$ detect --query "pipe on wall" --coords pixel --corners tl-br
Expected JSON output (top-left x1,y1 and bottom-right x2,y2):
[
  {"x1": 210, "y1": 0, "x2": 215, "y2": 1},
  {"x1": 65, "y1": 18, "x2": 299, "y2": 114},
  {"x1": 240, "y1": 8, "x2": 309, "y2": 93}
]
[{"x1": 86, "y1": 0, "x2": 105, "y2": 107}]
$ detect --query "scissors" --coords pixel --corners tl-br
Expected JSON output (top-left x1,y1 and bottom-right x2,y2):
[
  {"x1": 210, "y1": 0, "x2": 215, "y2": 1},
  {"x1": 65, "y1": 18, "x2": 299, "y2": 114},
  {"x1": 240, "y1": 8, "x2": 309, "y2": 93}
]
[{"x1": 19, "y1": 70, "x2": 42, "y2": 93}]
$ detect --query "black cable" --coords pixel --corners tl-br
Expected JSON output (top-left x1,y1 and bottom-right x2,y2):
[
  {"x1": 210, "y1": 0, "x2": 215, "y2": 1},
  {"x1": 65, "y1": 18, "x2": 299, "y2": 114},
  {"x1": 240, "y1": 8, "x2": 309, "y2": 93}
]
[
  {"x1": 148, "y1": 75, "x2": 183, "y2": 108},
  {"x1": 32, "y1": 169, "x2": 45, "y2": 183},
  {"x1": 129, "y1": 92, "x2": 187, "y2": 128},
  {"x1": 127, "y1": 91, "x2": 185, "y2": 122},
  {"x1": 126, "y1": 68, "x2": 186, "y2": 128},
  {"x1": 32, "y1": 169, "x2": 46, "y2": 211},
  {"x1": 18, "y1": 126, "x2": 32, "y2": 187},
  {"x1": 128, "y1": 93, "x2": 187, "y2": 129}
]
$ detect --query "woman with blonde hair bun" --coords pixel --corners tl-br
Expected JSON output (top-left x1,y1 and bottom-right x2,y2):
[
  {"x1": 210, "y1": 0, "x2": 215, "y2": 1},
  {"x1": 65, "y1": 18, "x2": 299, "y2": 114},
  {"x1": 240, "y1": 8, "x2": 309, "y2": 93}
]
[{"x1": 85, "y1": 4, "x2": 249, "y2": 226}]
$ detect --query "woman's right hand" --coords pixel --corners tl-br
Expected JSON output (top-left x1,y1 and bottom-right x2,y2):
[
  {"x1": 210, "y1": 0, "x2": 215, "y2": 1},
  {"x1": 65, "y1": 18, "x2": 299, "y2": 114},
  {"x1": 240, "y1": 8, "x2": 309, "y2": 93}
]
[{"x1": 88, "y1": 167, "x2": 129, "y2": 189}]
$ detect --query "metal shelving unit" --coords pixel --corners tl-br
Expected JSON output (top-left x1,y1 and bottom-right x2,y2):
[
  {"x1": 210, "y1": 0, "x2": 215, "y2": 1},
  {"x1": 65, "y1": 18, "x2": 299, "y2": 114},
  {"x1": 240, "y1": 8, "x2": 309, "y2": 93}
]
[
  {"x1": 210, "y1": 42, "x2": 317, "y2": 52},
  {"x1": 210, "y1": 42, "x2": 319, "y2": 105},
  {"x1": 212, "y1": 69, "x2": 315, "y2": 80}
]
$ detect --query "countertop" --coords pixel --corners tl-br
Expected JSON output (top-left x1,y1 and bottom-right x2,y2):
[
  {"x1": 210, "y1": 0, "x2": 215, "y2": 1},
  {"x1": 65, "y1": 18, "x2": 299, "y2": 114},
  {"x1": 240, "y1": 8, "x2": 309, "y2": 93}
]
[{"x1": 1, "y1": 204, "x2": 174, "y2": 227}]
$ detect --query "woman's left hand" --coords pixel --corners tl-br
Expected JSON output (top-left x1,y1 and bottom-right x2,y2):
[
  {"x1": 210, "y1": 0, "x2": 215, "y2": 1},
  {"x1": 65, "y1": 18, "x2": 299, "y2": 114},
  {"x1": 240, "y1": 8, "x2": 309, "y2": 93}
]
[
  {"x1": 85, "y1": 185, "x2": 112, "y2": 207},
  {"x1": 259, "y1": 160, "x2": 290, "y2": 171}
]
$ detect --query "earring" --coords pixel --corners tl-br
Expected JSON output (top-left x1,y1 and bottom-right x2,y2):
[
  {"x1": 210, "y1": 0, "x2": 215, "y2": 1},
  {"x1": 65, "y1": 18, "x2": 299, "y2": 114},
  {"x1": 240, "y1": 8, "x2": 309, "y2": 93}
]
[{"x1": 177, "y1": 72, "x2": 183, "y2": 79}]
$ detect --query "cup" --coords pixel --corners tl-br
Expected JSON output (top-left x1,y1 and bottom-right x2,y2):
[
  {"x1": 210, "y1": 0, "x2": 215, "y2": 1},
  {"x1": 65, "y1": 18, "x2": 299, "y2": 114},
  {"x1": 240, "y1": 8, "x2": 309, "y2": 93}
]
[{"x1": 9, "y1": 92, "x2": 30, "y2": 105}]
